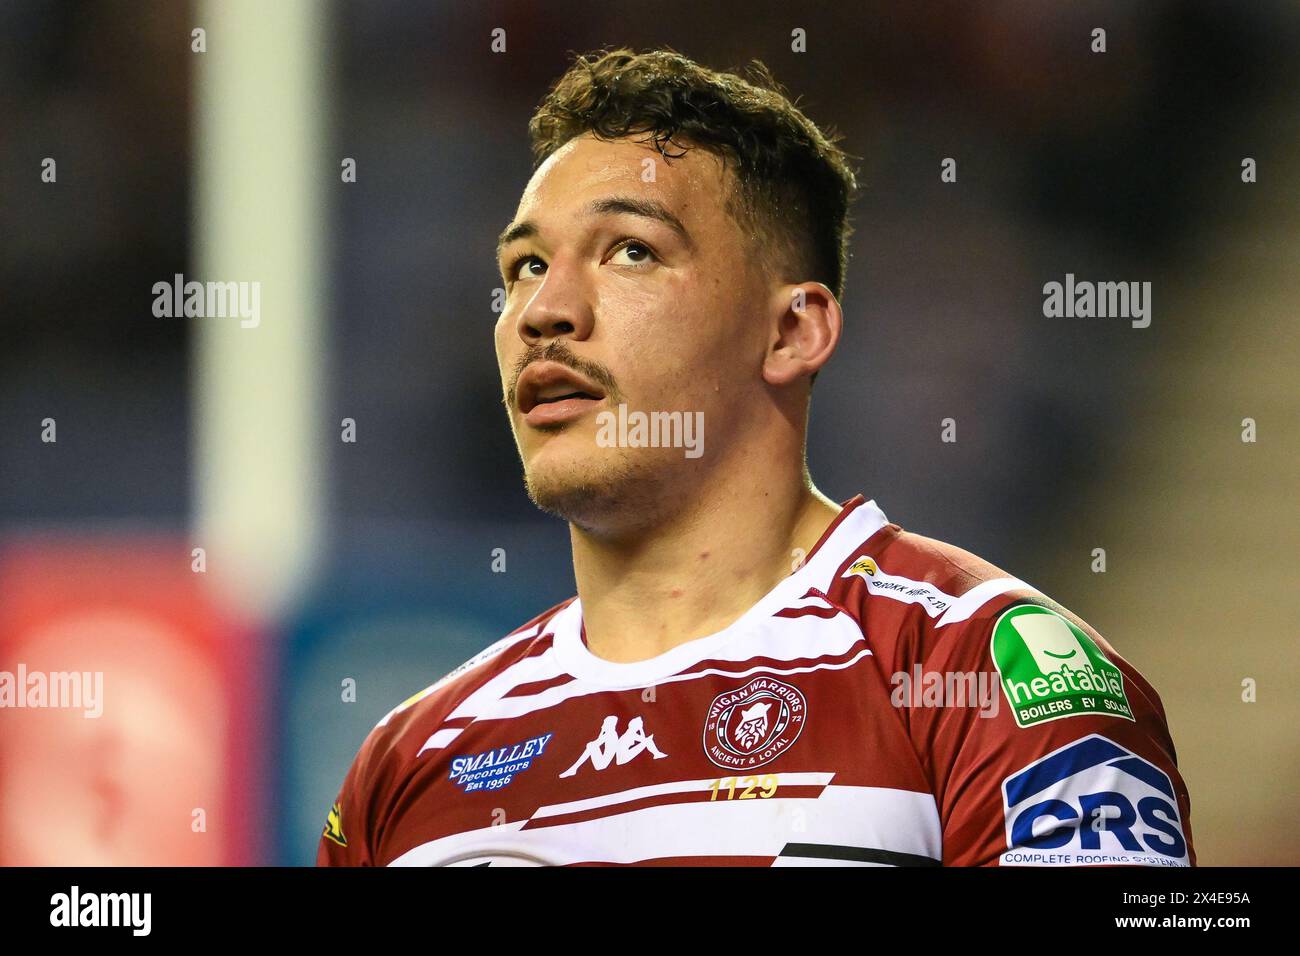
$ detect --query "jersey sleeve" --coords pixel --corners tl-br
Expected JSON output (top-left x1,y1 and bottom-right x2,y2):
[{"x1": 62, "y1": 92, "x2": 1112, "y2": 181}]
[
  {"x1": 908, "y1": 598, "x2": 1196, "y2": 867},
  {"x1": 316, "y1": 724, "x2": 390, "y2": 867}
]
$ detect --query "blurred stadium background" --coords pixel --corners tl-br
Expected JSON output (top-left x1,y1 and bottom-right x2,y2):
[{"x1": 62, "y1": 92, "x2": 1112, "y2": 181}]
[{"x1": 0, "y1": 0, "x2": 1296, "y2": 865}]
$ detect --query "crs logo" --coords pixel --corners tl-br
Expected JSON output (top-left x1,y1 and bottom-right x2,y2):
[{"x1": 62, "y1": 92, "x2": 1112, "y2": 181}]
[{"x1": 1000, "y1": 735, "x2": 1190, "y2": 867}]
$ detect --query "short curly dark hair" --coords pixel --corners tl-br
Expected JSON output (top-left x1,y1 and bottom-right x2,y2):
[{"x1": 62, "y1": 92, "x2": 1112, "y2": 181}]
[{"x1": 529, "y1": 48, "x2": 858, "y2": 300}]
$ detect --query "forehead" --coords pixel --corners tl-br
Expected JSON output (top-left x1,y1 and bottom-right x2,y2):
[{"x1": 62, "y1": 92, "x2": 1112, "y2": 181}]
[{"x1": 514, "y1": 133, "x2": 734, "y2": 227}]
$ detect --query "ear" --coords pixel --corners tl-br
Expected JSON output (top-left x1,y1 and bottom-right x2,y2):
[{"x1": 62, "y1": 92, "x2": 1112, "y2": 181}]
[{"x1": 762, "y1": 282, "x2": 843, "y2": 387}]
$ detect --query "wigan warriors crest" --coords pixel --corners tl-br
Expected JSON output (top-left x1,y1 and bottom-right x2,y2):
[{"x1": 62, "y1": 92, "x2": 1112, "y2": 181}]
[{"x1": 702, "y1": 676, "x2": 807, "y2": 770}]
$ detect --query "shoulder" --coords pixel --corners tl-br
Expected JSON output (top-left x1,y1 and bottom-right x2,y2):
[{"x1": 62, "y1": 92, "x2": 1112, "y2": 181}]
[
  {"x1": 319, "y1": 597, "x2": 577, "y2": 865},
  {"x1": 830, "y1": 522, "x2": 1164, "y2": 718},
  {"x1": 819, "y1": 514, "x2": 1192, "y2": 865},
  {"x1": 354, "y1": 597, "x2": 574, "y2": 769},
  {"x1": 830, "y1": 523, "x2": 1042, "y2": 633}
]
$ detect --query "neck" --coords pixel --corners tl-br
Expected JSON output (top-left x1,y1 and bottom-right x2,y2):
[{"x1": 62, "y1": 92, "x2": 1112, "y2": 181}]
[{"x1": 569, "y1": 461, "x2": 843, "y2": 664}]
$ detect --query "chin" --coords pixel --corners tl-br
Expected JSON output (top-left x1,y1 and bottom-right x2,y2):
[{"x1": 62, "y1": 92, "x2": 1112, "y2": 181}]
[{"x1": 522, "y1": 447, "x2": 663, "y2": 531}]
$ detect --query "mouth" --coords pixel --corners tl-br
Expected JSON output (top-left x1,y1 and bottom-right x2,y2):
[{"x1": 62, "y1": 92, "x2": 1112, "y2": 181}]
[{"x1": 516, "y1": 361, "x2": 607, "y2": 428}]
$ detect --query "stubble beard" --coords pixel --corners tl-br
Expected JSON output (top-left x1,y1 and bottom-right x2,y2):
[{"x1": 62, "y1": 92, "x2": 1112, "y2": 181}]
[{"x1": 522, "y1": 442, "x2": 673, "y2": 537}]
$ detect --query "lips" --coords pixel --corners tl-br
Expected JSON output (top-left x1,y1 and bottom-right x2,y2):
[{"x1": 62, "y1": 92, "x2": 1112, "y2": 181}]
[{"x1": 516, "y1": 361, "x2": 607, "y2": 427}]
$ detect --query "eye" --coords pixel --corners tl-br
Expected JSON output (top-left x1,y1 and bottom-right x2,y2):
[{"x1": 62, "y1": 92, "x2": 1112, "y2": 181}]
[
  {"x1": 608, "y1": 240, "x2": 656, "y2": 266},
  {"x1": 509, "y1": 255, "x2": 547, "y2": 281}
]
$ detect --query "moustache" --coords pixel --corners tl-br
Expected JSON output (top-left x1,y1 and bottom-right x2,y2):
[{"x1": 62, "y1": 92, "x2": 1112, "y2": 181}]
[{"x1": 505, "y1": 341, "x2": 621, "y2": 409}]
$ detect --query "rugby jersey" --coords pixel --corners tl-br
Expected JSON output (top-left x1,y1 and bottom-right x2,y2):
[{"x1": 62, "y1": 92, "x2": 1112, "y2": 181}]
[{"x1": 317, "y1": 495, "x2": 1195, "y2": 866}]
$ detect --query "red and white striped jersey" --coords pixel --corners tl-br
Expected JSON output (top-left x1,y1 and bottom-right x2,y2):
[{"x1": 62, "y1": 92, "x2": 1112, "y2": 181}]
[{"x1": 317, "y1": 495, "x2": 1195, "y2": 867}]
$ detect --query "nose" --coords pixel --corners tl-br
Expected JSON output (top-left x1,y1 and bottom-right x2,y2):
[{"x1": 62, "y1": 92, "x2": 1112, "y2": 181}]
[{"x1": 514, "y1": 261, "x2": 594, "y2": 345}]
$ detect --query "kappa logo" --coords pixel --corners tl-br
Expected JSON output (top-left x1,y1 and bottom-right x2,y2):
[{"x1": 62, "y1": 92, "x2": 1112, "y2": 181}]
[
  {"x1": 703, "y1": 676, "x2": 807, "y2": 770},
  {"x1": 559, "y1": 715, "x2": 668, "y2": 778}
]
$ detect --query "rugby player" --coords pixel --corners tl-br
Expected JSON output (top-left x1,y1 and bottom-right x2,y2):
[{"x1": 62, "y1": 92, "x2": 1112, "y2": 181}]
[{"x1": 319, "y1": 48, "x2": 1194, "y2": 867}]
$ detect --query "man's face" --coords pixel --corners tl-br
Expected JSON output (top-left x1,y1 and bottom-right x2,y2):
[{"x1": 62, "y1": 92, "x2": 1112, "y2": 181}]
[{"x1": 494, "y1": 133, "x2": 773, "y2": 528}]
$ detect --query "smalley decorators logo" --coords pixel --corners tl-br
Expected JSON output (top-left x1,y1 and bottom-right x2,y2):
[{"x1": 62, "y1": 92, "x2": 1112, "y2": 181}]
[
  {"x1": 449, "y1": 733, "x2": 554, "y2": 793},
  {"x1": 703, "y1": 676, "x2": 807, "y2": 770}
]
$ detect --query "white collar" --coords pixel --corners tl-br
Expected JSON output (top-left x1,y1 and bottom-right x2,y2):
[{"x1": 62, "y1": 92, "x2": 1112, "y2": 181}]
[{"x1": 549, "y1": 496, "x2": 889, "y2": 687}]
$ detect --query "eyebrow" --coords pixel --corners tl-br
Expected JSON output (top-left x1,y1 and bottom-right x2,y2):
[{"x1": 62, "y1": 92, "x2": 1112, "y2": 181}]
[{"x1": 496, "y1": 196, "x2": 693, "y2": 257}]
